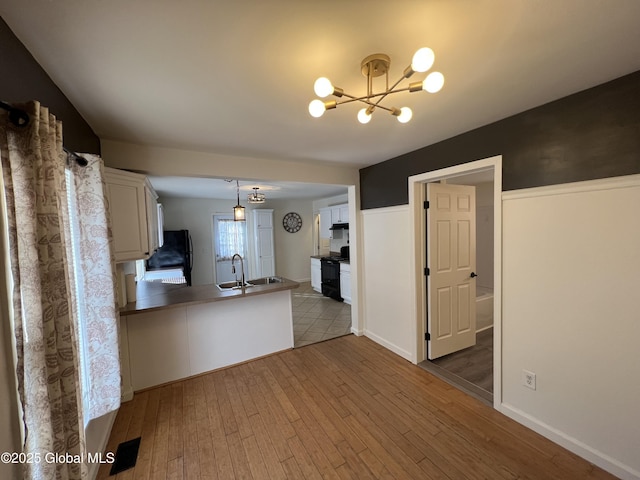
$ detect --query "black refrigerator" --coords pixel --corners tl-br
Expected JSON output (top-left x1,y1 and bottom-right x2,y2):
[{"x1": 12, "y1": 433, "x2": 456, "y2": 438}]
[{"x1": 146, "y1": 230, "x2": 193, "y2": 286}]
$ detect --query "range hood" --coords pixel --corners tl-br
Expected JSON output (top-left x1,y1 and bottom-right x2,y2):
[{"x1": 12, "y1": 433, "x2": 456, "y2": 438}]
[{"x1": 329, "y1": 223, "x2": 349, "y2": 230}]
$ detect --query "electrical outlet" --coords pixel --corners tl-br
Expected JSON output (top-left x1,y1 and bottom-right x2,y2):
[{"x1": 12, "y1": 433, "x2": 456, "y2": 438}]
[{"x1": 523, "y1": 370, "x2": 536, "y2": 390}]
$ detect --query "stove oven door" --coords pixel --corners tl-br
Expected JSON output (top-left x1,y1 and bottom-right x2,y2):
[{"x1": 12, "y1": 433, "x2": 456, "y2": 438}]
[{"x1": 321, "y1": 259, "x2": 343, "y2": 301}]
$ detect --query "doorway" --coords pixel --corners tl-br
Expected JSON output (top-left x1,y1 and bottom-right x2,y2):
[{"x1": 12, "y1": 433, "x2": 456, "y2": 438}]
[
  {"x1": 425, "y1": 175, "x2": 494, "y2": 403},
  {"x1": 408, "y1": 156, "x2": 502, "y2": 408}
]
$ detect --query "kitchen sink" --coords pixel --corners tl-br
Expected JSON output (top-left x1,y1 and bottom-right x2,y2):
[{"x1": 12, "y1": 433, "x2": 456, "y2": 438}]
[
  {"x1": 217, "y1": 277, "x2": 283, "y2": 291},
  {"x1": 246, "y1": 276, "x2": 283, "y2": 286},
  {"x1": 216, "y1": 281, "x2": 251, "y2": 291}
]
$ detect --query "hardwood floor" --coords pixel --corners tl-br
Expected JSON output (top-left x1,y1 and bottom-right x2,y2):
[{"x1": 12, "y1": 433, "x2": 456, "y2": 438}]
[
  {"x1": 98, "y1": 335, "x2": 616, "y2": 480},
  {"x1": 422, "y1": 328, "x2": 494, "y2": 404}
]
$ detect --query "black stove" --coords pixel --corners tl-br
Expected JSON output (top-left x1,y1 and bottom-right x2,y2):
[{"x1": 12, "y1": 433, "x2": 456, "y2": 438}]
[{"x1": 320, "y1": 256, "x2": 346, "y2": 301}]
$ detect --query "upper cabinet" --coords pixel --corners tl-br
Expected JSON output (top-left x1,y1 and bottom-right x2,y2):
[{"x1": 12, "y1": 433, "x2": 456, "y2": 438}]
[
  {"x1": 105, "y1": 167, "x2": 160, "y2": 262},
  {"x1": 319, "y1": 203, "x2": 349, "y2": 239},
  {"x1": 332, "y1": 204, "x2": 349, "y2": 224}
]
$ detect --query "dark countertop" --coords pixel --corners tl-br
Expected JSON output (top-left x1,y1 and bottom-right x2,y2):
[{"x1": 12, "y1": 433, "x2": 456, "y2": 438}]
[
  {"x1": 311, "y1": 254, "x2": 350, "y2": 264},
  {"x1": 120, "y1": 277, "x2": 300, "y2": 316}
]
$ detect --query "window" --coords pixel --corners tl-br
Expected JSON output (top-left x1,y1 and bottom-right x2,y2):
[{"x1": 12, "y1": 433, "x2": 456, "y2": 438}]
[{"x1": 214, "y1": 216, "x2": 247, "y2": 261}]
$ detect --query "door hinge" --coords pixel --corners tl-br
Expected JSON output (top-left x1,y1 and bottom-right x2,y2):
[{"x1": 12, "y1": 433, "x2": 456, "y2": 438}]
[
  {"x1": 424, "y1": 267, "x2": 430, "y2": 276},
  {"x1": 423, "y1": 200, "x2": 429, "y2": 209},
  {"x1": 425, "y1": 332, "x2": 431, "y2": 341}
]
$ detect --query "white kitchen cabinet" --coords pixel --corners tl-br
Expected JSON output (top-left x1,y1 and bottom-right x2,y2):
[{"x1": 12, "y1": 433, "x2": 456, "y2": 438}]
[
  {"x1": 332, "y1": 204, "x2": 349, "y2": 224},
  {"x1": 253, "y1": 209, "x2": 275, "y2": 277},
  {"x1": 145, "y1": 180, "x2": 160, "y2": 253},
  {"x1": 311, "y1": 257, "x2": 321, "y2": 292},
  {"x1": 319, "y1": 204, "x2": 348, "y2": 239},
  {"x1": 105, "y1": 167, "x2": 160, "y2": 262},
  {"x1": 340, "y1": 262, "x2": 351, "y2": 305}
]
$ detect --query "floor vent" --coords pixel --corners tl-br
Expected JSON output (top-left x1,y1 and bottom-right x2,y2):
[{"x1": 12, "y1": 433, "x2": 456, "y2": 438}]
[{"x1": 109, "y1": 437, "x2": 141, "y2": 476}]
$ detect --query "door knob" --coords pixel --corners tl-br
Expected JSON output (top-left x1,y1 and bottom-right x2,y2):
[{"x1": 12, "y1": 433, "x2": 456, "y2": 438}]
[{"x1": 470, "y1": 272, "x2": 478, "y2": 278}]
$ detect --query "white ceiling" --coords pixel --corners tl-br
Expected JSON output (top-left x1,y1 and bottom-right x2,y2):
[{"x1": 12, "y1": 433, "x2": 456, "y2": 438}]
[
  {"x1": 148, "y1": 176, "x2": 347, "y2": 201},
  {"x1": 2, "y1": 1, "x2": 640, "y2": 198}
]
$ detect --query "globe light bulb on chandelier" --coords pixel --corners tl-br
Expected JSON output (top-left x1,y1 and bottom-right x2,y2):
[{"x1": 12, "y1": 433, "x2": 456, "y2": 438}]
[
  {"x1": 357, "y1": 107, "x2": 372, "y2": 124},
  {"x1": 308, "y1": 47, "x2": 444, "y2": 124}
]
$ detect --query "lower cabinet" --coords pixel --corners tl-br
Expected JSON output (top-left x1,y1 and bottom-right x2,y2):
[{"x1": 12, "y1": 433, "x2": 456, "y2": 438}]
[
  {"x1": 340, "y1": 262, "x2": 351, "y2": 305},
  {"x1": 311, "y1": 258, "x2": 321, "y2": 292}
]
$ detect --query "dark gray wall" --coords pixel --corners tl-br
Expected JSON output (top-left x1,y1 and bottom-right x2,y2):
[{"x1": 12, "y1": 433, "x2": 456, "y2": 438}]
[
  {"x1": 360, "y1": 70, "x2": 640, "y2": 209},
  {"x1": 0, "y1": 17, "x2": 100, "y2": 154}
]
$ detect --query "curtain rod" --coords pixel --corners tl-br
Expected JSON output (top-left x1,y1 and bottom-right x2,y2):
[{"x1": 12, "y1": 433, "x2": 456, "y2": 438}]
[{"x1": 0, "y1": 101, "x2": 88, "y2": 167}]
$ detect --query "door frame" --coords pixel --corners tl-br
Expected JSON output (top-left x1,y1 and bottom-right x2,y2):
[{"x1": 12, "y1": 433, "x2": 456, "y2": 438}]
[{"x1": 408, "y1": 155, "x2": 502, "y2": 408}]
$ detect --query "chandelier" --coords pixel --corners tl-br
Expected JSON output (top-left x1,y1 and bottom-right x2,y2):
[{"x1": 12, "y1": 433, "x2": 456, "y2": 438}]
[
  {"x1": 247, "y1": 187, "x2": 266, "y2": 204},
  {"x1": 308, "y1": 47, "x2": 444, "y2": 124}
]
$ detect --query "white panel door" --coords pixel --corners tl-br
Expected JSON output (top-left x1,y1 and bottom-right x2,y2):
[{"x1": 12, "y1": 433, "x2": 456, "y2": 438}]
[
  {"x1": 319, "y1": 208, "x2": 332, "y2": 239},
  {"x1": 427, "y1": 183, "x2": 477, "y2": 360},
  {"x1": 256, "y1": 226, "x2": 275, "y2": 277}
]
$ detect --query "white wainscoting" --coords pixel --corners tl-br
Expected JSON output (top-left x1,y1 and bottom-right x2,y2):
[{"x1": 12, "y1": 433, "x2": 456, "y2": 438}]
[
  {"x1": 361, "y1": 205, "x2": 413, "y2": 361},
  {"x1": 501, "y1": 174, "x2": 640, "y2": 480},
  {"x1": 359, "y1": 173, "x2": 640, "y2": 479}
]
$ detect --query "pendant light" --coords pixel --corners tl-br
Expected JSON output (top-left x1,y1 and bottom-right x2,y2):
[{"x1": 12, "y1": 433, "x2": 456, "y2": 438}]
[
  {"x1": 233, "y1": 179, "x2": 245, "y2": 221},
  {"x1": 247, "y1": 187, "x2": 266, "y2": 204}
]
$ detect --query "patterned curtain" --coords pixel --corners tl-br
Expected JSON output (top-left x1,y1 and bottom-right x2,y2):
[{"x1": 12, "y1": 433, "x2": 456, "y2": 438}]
[
  {"x1": 65, "y1": 154, "x2": 120, "y2": 420},
  {"x1": 215, "y1": 217, "x2": 247, "y2": 261},
  {"x1": 0, "y1": 100, "x2": 109, "y2": 480}
]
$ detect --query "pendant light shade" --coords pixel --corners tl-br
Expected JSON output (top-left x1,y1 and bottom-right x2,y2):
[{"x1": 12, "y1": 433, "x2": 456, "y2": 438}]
[
  {"x1": 234, "y1": 204, "x2": 245, "y2": 221},
  {"x1": 247, "y1": 187, "x2": 266, "y2": 204},
  {"x1": 233, "y1": 179, "x2": 245, "y2": 221}
]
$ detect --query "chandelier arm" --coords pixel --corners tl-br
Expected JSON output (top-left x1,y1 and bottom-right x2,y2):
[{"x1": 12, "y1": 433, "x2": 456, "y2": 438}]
[
  {"x1": 334, "y1": 96, "x2": 394, "y2": 113},
  {"x1": 370, "y1": 73, "x2": 412, "y2": 108},
  {"x1": 339, "y1": 90, "x2": 410, "y2": 103},
  {"x1": 331, "y1": 80, "x2": 412, "y2": 112}
]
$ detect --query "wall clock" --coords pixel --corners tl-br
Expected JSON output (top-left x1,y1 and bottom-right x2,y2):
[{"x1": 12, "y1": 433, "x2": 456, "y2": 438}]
[{"x1": 283, "y1": 212, "x2": 302, "y2": 233}]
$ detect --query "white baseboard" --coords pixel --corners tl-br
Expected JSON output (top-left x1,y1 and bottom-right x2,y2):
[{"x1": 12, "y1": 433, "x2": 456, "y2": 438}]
[
  {"x1": 86, "y1": 409, "x2": 118, "y2": 480},
  {"x1": 475, "y1": 325, "x2": 493, "y2": 333},
  {"x1": 364, "y1": 330, "x2": 412, "y2": 362},
  {"x1": 121, "y1": 386, "x2": 133, "y2": 403},
  {"x1": 500, "y1": 403, "x2": 640, "y2": 480}
]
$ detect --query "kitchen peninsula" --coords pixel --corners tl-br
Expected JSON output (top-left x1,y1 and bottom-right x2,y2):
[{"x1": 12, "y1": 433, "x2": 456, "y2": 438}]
[{"x1": 119, "y1": 278, "x2": 299, "y2": 394}]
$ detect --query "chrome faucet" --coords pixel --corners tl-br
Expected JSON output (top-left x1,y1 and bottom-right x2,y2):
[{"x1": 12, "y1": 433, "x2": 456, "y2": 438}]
[{"x1": 231, "y1": 253, "x2": 246, "y2": 293}]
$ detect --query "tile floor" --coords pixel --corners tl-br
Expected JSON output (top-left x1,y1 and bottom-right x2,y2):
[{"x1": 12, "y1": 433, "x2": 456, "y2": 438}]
[{"x1": 292, "y1": 281, "x2": 352, "y2": 347}]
